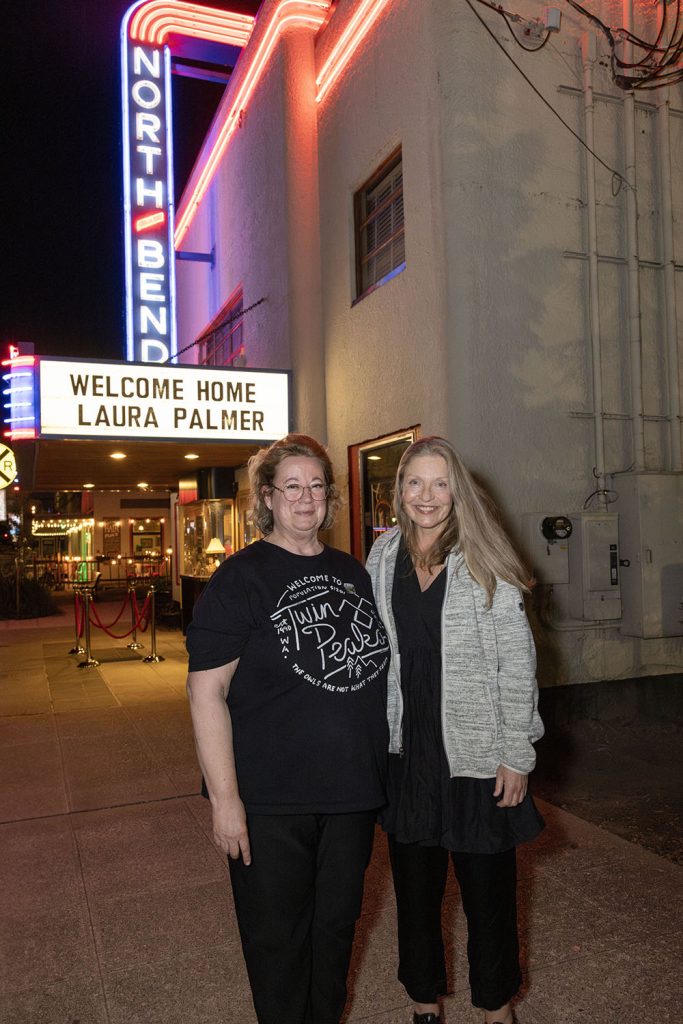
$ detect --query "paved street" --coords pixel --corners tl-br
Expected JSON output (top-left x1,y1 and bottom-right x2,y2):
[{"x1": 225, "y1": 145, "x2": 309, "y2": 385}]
[{"x1": 1, "y1": 600, "x2": 681, "y2": 1023}]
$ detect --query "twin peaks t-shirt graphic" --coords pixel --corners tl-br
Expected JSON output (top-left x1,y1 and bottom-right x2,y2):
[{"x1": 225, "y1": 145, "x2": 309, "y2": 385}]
[{"x1": 271, "y1": 573, "x2": 389, "y2": 693}]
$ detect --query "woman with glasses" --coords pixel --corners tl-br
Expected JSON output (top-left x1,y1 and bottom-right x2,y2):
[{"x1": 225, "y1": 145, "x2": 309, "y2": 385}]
[
  {"x1": 367, "y1": 437, "x2": 544, "y2": 1024},
  {"x1": 186, "y1": 434, "x2": 389, "y2": 1024}
]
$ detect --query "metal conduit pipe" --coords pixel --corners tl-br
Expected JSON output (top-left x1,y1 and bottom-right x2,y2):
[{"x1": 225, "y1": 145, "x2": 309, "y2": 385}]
[
  {"x1": 623, "y1": 0, "x2": 646, "y2": 471},
  {"x1": 582, "y1": 32, "x2": 608, "y2": 506},
  {"x1": 656, "y1": 87, "x2": 683, "y2": 470}
]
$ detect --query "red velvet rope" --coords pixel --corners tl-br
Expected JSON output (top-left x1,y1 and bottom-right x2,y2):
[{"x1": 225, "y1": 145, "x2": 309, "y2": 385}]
[
  {"x1": 99, "y1": 590, "x2": 131, "y2": 629},
  {"x1": 131, "y1": 591, "x2": 152, "y2": 633},
  {"x1": 88, "y1": 598, "x2": 138, "y2": 639},
  {"x1": 74, "y1": 592, "x2": 85, "y2": 638},
  {"x1": 87, "y1": 590, "x2": 153, "y2": 638}
]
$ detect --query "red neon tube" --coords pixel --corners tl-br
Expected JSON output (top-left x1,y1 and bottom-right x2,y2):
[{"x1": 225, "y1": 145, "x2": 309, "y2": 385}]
[
  {"x1": 129, "y1": 1, "x2": 254, "y2": 46},
  {"x1": 174, "y1": 0, "x2": 330, "y2": 246}
]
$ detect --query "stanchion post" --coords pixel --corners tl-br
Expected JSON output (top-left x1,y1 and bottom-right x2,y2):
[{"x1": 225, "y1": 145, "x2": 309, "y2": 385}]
[
  {"x1": 142, "y1": 585, "x2": 164, "y2": 664},
  {"x1": 69, "y1": 588, "x2": 86, "y2": 655},
  {"x1": 78, "y1": 589, "x2": 101, "y2": 669},
  {"x1": 127, "y1": 585, "x2": 143, "y2": 650}
]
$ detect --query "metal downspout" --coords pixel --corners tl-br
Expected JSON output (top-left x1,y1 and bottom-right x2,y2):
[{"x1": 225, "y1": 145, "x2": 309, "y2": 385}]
[
  {"x1": 623, "y1": 0, "x2": 646, "y2": 470},
  {"x1": 657, "y1": 88, "x2": 682, "y2": 470},
  {"x1": 582, "y1": 33, "x2": 608, "y2": 506}
]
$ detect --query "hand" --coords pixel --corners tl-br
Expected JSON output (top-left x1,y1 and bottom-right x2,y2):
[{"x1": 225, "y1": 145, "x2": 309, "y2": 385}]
[
  {"x1": 493, "y1": 765, "x2": 528, "y2": 807},
  {"x1": 211, "y1": 797, "x2": 251, "y2": 864}
]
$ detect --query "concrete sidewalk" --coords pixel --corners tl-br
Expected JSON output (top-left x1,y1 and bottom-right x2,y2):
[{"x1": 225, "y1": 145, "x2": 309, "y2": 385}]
[{"x1": 1, "y1": 604, "x2": 680, "y2": 1024}]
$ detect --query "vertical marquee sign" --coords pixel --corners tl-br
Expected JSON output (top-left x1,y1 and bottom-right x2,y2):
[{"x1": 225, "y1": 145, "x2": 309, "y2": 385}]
[
  {"x1": 120, "y1": 2, "x2": 256, "y2": 366},
  {"x1": 2, "y1": 343, "x2": 37, "y2": 441},
  {"x1": 121, "y1": 12, "x2": 176, "y2": 365}
]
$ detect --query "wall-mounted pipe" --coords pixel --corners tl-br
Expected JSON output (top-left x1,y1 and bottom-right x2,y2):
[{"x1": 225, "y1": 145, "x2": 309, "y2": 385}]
[
  {"x1": 656, "y1": 87, "x2": 682, "y2": 471},
  {"x1": 582, "y1": 32, "x2": 608, "y2": 506},
  {"x1": 623, "y1": 0, "x2": 646, "y2": 471}
]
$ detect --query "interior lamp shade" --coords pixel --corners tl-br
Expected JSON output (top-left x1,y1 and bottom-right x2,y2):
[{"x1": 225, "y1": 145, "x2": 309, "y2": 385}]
[{"x1": 205, "y1": 537, "x2": 225, "y2": 555}]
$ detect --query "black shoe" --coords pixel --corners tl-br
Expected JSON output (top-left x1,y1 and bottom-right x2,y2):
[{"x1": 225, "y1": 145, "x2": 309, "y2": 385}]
[{"x1": 413, "y1": 1014, "x2": 441, "y2": 1024}]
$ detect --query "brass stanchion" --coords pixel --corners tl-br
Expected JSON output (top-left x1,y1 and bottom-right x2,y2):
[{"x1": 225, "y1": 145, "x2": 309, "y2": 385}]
[
  {"x1": 142, "y1": 586, "x2": 164, "y2": 664},
  {"x1": 126, "y1": 585, "x2": 143, "y2": 650},
  {"x1": 69, "y1": 590, "x2": 86, "y2": 655},
  {"x1": 78, "y1": 589, "x2": 100, "y2": 669}
]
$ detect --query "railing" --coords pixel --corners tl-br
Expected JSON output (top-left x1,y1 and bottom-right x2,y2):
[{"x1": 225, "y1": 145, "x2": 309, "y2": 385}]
[{"x1": 18, "y1": 556, "x2": 171, "y2": 590}]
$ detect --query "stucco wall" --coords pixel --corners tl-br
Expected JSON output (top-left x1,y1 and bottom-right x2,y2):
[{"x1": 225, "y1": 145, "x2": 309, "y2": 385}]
[
  {"x1": 175, "y1": 12, "x2": 325, "y2": 436},
  {"x1": 315, "y1": 0, "x2": 683, "y2": 683},
  {"x1": 174, "y1": 0, "x2": 682, "y2": 685},
  {"x1": 317, "y1": 0, "x2": 450, "y2": 525}
]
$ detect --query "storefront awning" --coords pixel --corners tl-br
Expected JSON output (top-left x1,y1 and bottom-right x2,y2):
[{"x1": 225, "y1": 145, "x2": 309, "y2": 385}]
[{"x1": 16, "y1": 438, "x2": 260, "y2": 492}]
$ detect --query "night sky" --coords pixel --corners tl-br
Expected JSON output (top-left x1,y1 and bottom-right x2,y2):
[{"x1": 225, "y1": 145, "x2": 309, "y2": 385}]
[{"x1": 2, "y1": 0, "x2": 260, "y2": 363}]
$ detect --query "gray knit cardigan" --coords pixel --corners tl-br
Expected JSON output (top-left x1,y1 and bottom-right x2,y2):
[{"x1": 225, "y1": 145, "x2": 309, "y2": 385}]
[{"x1": 366, "y1": 527, "x2": 544, "y2": 778}]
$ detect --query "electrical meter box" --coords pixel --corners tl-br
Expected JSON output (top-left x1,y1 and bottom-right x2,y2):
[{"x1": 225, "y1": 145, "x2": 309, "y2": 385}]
[
  {"x1": 616, "y1": 473, "x2": 683, "y2": 638},
  {"x1": 521, "y1": 514, "x2": 570, "y2": 584},
  {"x1": 568, "y1": 513, "x2": 621, "y2": 620}
]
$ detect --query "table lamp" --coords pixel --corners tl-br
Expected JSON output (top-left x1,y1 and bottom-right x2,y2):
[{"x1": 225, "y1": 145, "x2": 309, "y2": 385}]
[{"x1": 205, "y1": 537, "x2": 225, "y2": 572}]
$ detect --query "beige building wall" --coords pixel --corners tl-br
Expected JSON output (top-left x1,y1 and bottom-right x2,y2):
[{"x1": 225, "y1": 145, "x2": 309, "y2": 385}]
[{"x1": 174, "y1": 0, "x2": 683, "y2": 686}]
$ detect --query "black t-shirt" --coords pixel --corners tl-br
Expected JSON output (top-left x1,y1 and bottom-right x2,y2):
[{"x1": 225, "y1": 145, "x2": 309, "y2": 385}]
[{"x1": 186, "y1": 540, "x2": 389, "y2": 814}]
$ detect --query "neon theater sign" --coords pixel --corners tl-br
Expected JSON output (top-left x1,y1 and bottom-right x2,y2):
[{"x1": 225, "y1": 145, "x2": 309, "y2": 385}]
[
  {"x1": 2, "y1": 345, "x2": 37, "y2": 442},
  {"x1": 120, "y1": 1, "x2": 254, "y2": 365},
  {"x1": 120, "y1": 0, "x2": 392, "y2": 366}
]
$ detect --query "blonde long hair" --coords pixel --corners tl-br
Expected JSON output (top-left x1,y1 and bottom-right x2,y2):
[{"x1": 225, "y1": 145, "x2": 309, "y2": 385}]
[{"x1": 393, "y1": 436, "x2": 531, "y2": 605}]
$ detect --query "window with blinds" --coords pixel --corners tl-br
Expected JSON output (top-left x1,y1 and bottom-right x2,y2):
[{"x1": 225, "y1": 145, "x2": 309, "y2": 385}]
[
  {"x1": 355, "y1": 149, "x2": 405, "y2": 300},
  {"x1": 197, "y1": 290, "x2": 245, "y2": 367}
]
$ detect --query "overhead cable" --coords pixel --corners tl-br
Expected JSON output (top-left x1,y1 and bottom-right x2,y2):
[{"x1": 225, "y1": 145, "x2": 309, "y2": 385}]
[{"x1": 465, "y1": 0, "x2": 630, "y2": 191}]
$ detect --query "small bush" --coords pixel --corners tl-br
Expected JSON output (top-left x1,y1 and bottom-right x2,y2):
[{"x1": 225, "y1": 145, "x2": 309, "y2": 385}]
[{"x1": 0, "y1": 573, "x2": 59, "y2": 619}]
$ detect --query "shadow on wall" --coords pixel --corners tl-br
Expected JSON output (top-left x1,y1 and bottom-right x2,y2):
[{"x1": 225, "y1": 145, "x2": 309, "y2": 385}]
[{"x1": 442, "y1": 101, "x2": 599, "y2": 688}]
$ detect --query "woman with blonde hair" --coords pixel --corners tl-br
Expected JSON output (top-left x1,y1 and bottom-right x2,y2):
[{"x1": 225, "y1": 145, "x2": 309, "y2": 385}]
[
  {"x1": 366, "y1": 436, "x2": 544, "y2": 1024},
  {"x1": 187, "y1": 434, "x2": 389, "y2": 1024}
]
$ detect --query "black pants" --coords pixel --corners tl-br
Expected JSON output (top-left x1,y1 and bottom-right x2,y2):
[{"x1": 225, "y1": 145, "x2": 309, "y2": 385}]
[
  {"x1": 388, "y1": 837, "x2": 522, "y2": 1011},
  {"x1": 228, "y1": 811, "x2": 376, "y2": 1024}
]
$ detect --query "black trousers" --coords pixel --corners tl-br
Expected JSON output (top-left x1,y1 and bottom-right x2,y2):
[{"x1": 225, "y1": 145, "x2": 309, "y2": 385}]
[
  {"x1": 228, "y1": 811, "x2": 376, "y2": 1024},
  {"x1": 388, "y1": 837, "x2": 522, "y2": 1011}
]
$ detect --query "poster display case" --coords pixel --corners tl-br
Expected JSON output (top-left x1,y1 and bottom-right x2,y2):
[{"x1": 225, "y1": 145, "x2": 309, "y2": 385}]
[
  {"x1": 178, "y1": 497, "x2": 237, "y2": 632},
  {"x1": 178, "y1": 498, "x2": 236, "y2": 578},
  {"x1": 348, "y1": 428, "x2": 419, "y2": 560}
]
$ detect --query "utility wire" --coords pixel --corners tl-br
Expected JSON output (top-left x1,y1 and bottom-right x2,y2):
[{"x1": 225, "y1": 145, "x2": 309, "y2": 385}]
[
  {"x1": 466, "y1": 0, "x2": 631, "y2": 191},
  {"x1": 501, "y1": 11, "x2": 552, "y2": 52},
  {"x1": 473, "y1": 0, "x2": 551, "y2": 50},
  {"x1": 165, "y1": 296, "x2": 266, "y2": 364},
  {"x1": 564, "y1": 0, "x2": 683, "y2": 90}
]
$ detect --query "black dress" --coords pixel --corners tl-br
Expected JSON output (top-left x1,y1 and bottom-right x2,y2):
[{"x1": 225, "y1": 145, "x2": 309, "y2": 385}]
[{"x1": 380, "y1": 543, "x2": 544, "y2": 853}]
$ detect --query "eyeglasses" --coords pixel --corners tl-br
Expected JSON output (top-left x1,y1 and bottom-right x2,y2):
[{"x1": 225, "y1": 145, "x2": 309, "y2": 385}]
[{"x1": 271, "y1": 483, "x2": 329, "y2": 502}]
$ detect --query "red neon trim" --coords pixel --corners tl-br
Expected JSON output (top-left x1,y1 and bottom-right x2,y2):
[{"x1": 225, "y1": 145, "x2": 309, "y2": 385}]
[
  {"x1": 129, "y1": 1, "x2": 254, "y2": 46},
  {"x1": 7, "y1": 428, "x2": 36, "y2": 440},
  {"x1": 134, "y1": 210, "x2": 167, "y2": 232},
  {"x1": 2, "y1": 355, "x2": 35, "y2": 368},
  {"x1": 175, "y1": 0, "x2": 330, "y2": 246},
  {"x1": 316, "y1": 0, "x2": 391, "y2": 103}
]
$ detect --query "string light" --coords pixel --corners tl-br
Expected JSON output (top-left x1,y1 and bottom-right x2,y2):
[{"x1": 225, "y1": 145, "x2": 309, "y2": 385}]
[{"x1": 32, "y1": 518, "x2": 95, "y2": 536}]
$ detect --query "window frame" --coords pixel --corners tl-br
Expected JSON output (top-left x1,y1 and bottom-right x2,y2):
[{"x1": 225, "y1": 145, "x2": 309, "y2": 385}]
[
  {"x1": 353, "y1": 147, "x2": 405, "y2": 303},
  {"x1": 347, "y1": 427, "x2": 420, "y2": 561},
  {"x1": 196, "y1": 287, "x2": 245, "y2": 367}
]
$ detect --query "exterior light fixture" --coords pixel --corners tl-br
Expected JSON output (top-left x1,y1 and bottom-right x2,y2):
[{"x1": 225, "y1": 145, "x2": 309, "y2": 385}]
[
  {"x1": 110, "y1": 452, "x2": 127, "y2": 460},
  {"x1": 137, "y1": 482, "x2": 149, "y2": 489},
  {"x1": 83, "y1": 483, "x2": 95, "y2": 489},
  {"x1": 184, "y1": 453, "x2": 199, "y2": 460}
]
